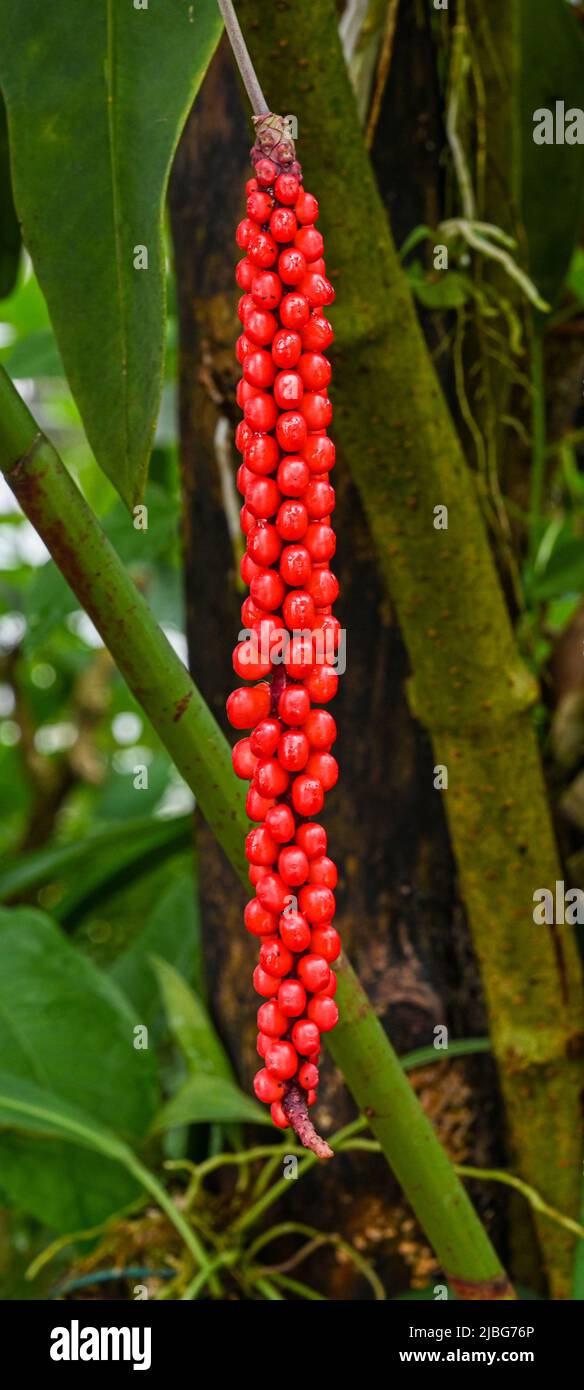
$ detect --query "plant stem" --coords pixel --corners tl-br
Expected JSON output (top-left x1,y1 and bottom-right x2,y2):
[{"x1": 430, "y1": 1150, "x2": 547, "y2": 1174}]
[
  {"x1": 0, "y1": 366, "x2": 514, "y2": 1298},
  {"x1": 215, "y1": 0, "x2": 268, "y2": 116}
]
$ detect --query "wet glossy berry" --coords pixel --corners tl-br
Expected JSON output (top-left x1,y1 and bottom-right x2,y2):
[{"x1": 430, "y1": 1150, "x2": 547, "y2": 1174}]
[
  {"x1": 264, "y1": 1039, "x2": 298, "y2": 1080},
  {"x1": 257, "y1": 1000, "x2": 288, "y2": 1037},
  {"x1": 265, "y1": 802, "x2": 296, "y2": 843},
  {"x1": 297, "y1": 954, "x2": 331, "y2": 993},
  {"x1": 291, "y1": 1019, "x2": 321, "y2": 1055},
  {"x1": 296, "y1": 822, "x2": 327, "y2": 858},
  {"x1": 278, "y1": 978, "x2": 307, "y2": 1017},
  {"x1": 307, "y1": 996, "x2": 339, "y2": 1032},
  {"x1": 254, "y1": 1068, "x2": 284, "y2": 1103}
]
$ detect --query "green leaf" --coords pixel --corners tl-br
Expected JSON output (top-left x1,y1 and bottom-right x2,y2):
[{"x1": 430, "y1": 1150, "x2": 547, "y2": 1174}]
[
  {"x1": 0, "y1": 93, "x2": 20, "y2": 298},
  {"x1": 0, "y1": 0, "x2": 222, "y2": 506},
  {"x1": 151, "y1": 956, "x2": 234, "y2": 1083},
  {"x1": 152, "y1": 1074, "x2": 270, "y2": 1133},
  {"x1": 112, "y1": 871, "x2": 203, "y2": 1029},
  {"x1": 406, "y1": 261, "x2": 470, "y2": 309},
  {"x1": 0, "y1": 907, "x2": 158, "y2": 1229},
  {"x1": 519, "y1": 0, "x2": 584, "y2": 306},
  {"x1": 2, "y1": 327, "x2": 63, "y2": 378},
  {"x1": 0, "y1": 812, "x2": 190, "y2": 910}
]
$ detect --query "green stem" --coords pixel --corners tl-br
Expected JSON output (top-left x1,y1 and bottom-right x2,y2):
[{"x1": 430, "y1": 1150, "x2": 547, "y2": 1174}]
[{"x1": 0, "y1": 366, "x2": 513, "y2": 1299}]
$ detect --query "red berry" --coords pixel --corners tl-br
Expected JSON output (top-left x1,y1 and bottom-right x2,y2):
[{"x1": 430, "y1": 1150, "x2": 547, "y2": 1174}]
[
  {"x1": 259, "y1": 936, "x2": 295, "y2": 978},
  {"x1": 304, "y1": 709, "x2": 336, "y2": 749},
  {"x1": 255, "y1": 157, "x2": 277, "y2": 187},
  {"x1": 292, "y1": 774, "x2": 324, "y2": 817},
  {"x1": 247, "y1": 189, "x2": 273, "y2": 221},
  {"x1": 246, "y1": 786, "x2": 275, "y2": 821},
  {"x1": 295, "y1": 227, "x2": 324, "y2": 261},
  {"x1": 272, "y1": 327, "x2": 302, "y2": 367},
  {"x1": 277, "y1": 456, "x2": 310, "y2": 496},
  {"x1": 237, "y1": 217, "x2": 259, "y2": 250},
  {"x1": 308, "y1": 996, "x2": 339, "y2": 1032},
  {"x1": 250, "y1": 718, "x2": 282, "y2": 759},
  {"x1": 304, "y1": 664, "x2": 338, "y2": 703},
  {"x1": 227, "y1": 682, "x2": 271, "y2": 729},
  {"x1": 248, "y1": 522, "x2": 282, "y2": 567},
  {"x1": 274, "y1": 172, "x2": 300, "y2": 204},
  {"x1": 308, "y1": 856, "x2": 338, "y2": 892},
  {"x1": 246, "y1": 476, "x2": 281, "y2": 519},
  {"x1": 301, "y1": 313, "x2": 334, "y2": 352},
  {"x1": 297, "y1": 954, "x2": 331, "y2": 993},
  {"x1": 280, "y1": 543, "x2": 312, "y2": 586},
  {"x1": 253, "y1": 964, "x2": 281, "y2": 998},
  {"x1": 295, "y1": 190, "x2": 319, "y2": 224},
  {"x1": 250, "y1": 568, "x2": 286, "y2": 611},
  {"x1": 265, "y1": 1039, "x2": 298, "y2": 1079},
  {"x1": 254, "y1": 1068, "x2": 284, "y2": 1103},
  {"x1": 280, "y1": 292, "x2": 310, "y2": 329},
  {"x1": 305, "y1": 521, "x2": 336, "y2": 562},
  {"x1": 301, "y1": 392, "x2": 332, "y2": 431},
  {"x1": 291, "y1": 1019, "x2": 321, "y2": 1055},
  {"x1": 257, "y1": 1000, "x2": 288, "y2": 1037},
  {"x1": 277, "y1": 500, "x2": 308, "y2": 541},
  {"x1": 236, "y1": 257, "x2": 255, "y2": 290},
  {"x1": 244, "y1": 307, "x2": 277, "y2": 345},
  {"x1": 270, "y1": 207, "x2": 297, "y2": 242},
  {"x1": 299, "y1": 272, "x2": 335, "y2": 309},
  {"x1": 296, "y1": 822, "x2": 327, "y2": 858},
  {"x1": 271, "y1": 1100, "x2": 289, "y2": 1128},
  {"x1": 278, "y1": 845, "x2": 309, "y2": 885},
  {"x1": 248, "y1": 231, "x2": 278, "y2": 269},
  {"x1": 299, "y1": 1062, "x2": 319, "y2": 1090},
  {"x1": 285, "y1": 633, "x2": 314, "y2": 680},
  {"x1": 256, "y1": 871, "x2": 290, "y2": 916},
  {"x1": 251, "y1": 270, "x2": 282, "y2": 311},
  {"x1": 232, "y1": 738, "x2": 258, "y2": 780},
  {"x1": 305, "y1": 751, "x2": 339, "y2": 791},
  {"x1": 278, "y1": 249, "x2": 307, "y2": 286},
  {"x1": 279, "y1": 909, "x2": 312, "y2": 952},
  {"x1": 265, "y1": 803, "x2": 296, "y2": 843},
  {"x1": 245, "y1": 391, "x2": 278, "y2": 433},
  {"x1": 276, "y1": 411, "x2": 308, "y2": 453},
  {"x1": 274, "y1": 370, "x2": 303, "y2": 409},
  {"x1": 244, "y1": 349, "x2": 276, "y2": 390},
  {"x1": 232, "y1": 641, "x2": 272, "y2": 681},
  {"x1": 303, "y1": 433, "x2": 335, "y2": 473},
  {"x1": 311, "y1": 924, "x2": 341, "y2": 960},
  {"x1": 257, "y1": 1031, "x2": 271, "y2": 1057},
  {"x1": 246, "y1": 824, "x2": 278, "y2": 865},
  {"x1": 282, "y1": 589, "x2": 315, "y2": 629},
  {"x1": 278, "y1": 978, "x2": 307, "y2": 1017},
  {"x1": 299, "y1": 884, "x2": 336, "y2": 924},
  {"x1": 244, "y1": 898, "x2": 277, "y2": 937},
  {"x1": 318, "y1": 969, "x2": 338, "y2": 998},
  {"x1": 278, "y1": 684, "x2": 311, "y2": 726},
  {"x1": 298, "y1": 352, "x2": 331, "y2": 391},
  {"x1": 245, "y1": 434, "x2": 280, "y2": 475},
  {"x1": 255, "y1": 759, "x2": 290, "y2": 800}
]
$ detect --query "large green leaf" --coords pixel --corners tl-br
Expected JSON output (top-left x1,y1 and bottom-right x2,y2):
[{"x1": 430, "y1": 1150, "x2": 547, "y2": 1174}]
[
  {"x1": 0, "y1": 908, "x2": 159, "y2": 1229},
  {"x1": 0, "y1": 0, "x2": 222, "y2": 505},
  {"x1": 112, "y1": 872, "x2": 203, "y2": 1029},
  {"x1": 520, "y1": 0, "x2": 584, "y2": 306}
]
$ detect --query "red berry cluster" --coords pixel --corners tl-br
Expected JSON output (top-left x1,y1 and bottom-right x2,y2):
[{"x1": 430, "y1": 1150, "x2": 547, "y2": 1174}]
[{"x1": 226, "y1": 148, "x2": 340, "y2": 1148}]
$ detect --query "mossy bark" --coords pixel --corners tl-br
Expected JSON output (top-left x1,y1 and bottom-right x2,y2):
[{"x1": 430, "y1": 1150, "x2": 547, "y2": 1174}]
[{"x1": 237, "y1": 0, "x2": 584, "y2": 1295}]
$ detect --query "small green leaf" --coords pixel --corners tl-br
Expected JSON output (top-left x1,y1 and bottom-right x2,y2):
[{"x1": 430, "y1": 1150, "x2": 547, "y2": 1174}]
[
  {"x1": 151, "y1": 955, "x2": 234, "y2": 1083},
  {"x1": 152, "y1": 1074, "x2": 270, "y2": 1133},
  {"x1": 406, "y1": 262, "x2": 470, "y2": 308},
  {"x1": 112, "y1": 872, "x2": 203, "y2": 1029},
  {"x1": 0, "y1": 0, "x2": 222, "y2": 505}
]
